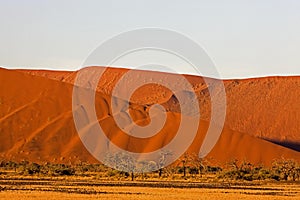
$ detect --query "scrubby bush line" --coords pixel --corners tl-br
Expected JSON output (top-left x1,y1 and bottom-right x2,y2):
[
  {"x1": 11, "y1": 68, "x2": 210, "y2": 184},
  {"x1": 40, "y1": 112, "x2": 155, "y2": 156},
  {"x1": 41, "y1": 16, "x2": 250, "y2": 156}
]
[
  {"x1": 0, "y1": 156, "x2": 299, "y2": 182},
  {"x1": 220, "y1": 158, "x2": 300, "y2": 181}
]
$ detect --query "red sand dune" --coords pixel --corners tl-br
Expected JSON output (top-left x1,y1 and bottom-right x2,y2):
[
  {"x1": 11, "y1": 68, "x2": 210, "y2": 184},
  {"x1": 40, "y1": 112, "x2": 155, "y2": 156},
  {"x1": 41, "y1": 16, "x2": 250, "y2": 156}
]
[
  {"x1": 20, "y1": 67, "x2": 300, "y2": 151},
  {"x1": 0, "y1": 67, "x2": 299, "y2": 166}
]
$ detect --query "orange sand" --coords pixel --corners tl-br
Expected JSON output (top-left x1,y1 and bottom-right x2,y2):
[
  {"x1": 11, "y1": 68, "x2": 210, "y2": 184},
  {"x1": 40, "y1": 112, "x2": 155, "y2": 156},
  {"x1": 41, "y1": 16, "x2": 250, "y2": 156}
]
[{"x1": 0, "y1": 67, "x2": 299, "y2": 166}]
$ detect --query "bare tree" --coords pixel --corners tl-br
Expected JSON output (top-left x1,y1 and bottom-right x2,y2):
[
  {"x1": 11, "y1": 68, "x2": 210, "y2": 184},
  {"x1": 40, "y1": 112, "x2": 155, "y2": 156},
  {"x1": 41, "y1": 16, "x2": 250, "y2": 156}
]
[
  {"x1": 189, "y1": 153, "x2": 206, "y2": 177},
  {"x1": 136, "y1": 160, "x2": 157, "y2": 179},
  {"x1": 158, "y1": 150, "x2": 172, "y2": 177},
  {"x1": 178, "y1": 153, "x2": 193, "y2": 177},
  {"x1": 104, "y1": 152, "x2": 136, "y2": 181},
  {"x1": 272, "y1": 159, "x2": 298, "y2": 181}
]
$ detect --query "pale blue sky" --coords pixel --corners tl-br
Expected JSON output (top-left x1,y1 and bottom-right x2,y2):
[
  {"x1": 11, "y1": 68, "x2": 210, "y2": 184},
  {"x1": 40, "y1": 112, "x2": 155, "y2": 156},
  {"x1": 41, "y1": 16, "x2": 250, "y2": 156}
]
[{"x1": 0, "y1": 0, "x2": 299, "y2": 78}]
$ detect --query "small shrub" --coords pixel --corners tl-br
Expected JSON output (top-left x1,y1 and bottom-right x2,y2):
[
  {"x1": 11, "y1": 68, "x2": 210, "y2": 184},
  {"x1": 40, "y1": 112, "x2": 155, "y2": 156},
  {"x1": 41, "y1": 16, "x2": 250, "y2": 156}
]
[
  {"x1": 206, "y1": 166, "x2": 222, "y2": 173},
  {"x1": 26, "y1": 163, "x2": 41, "y2": 175},
  {"x1": 188, "y1": 167, "x2": 199, "y2": 175},
  {"x1": 106, "y1": 169, "x2": 119, "y2": 177},
  {"x1": 51, "y1": 164, "x2": 75, "y2": 176}
]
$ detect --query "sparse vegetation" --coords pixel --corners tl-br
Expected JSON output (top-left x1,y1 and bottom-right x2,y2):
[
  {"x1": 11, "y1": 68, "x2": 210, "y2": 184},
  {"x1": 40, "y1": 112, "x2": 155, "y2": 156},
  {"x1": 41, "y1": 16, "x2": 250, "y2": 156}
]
[
  {"x1": 0, "y1": 155, "x2": 299, "y2": 182},
  {"x1": 0, "y1": 156, "x2": 299, "y2": 199},
  {"x1": 219, "y1": 158, "x2": 300, "y2": 182}
]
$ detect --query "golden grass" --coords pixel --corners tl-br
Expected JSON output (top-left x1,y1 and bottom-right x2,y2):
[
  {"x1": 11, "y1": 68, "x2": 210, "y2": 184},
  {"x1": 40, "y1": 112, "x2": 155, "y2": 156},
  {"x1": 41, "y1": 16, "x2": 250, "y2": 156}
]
[
  {"x1": 1, "y1": 160, "x2": 300, "y2": 200},
  {"x1": 1, "y1": 185, "x2": 300, "y2": 200},
  {"x1": 0, "y1": 176, "x2": 300, "y2": 200}
]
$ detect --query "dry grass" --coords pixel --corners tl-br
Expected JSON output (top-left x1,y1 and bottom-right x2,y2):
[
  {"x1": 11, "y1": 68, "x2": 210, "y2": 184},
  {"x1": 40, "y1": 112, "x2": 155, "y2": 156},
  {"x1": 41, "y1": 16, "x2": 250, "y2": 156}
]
[
  {"x1": 1, "y1": 185, "x2": 300, "y2": 200},
  {"x1": 1, "y1": 160, "x2": 300, "y2": 199},
  {"x1": 0, "y1": 176, "x2": 300, "y2": 200}
]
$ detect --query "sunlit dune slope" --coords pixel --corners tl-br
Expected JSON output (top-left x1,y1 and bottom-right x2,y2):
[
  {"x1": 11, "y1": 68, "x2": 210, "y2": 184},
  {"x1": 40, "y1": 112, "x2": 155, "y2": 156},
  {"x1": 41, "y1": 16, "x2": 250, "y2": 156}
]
[
  {"x1": 19, "y1": 67, "x2": 300, "y2": 151},
  {"x1": 1, "y1": 67, "x2": 300, "y2": 166}
]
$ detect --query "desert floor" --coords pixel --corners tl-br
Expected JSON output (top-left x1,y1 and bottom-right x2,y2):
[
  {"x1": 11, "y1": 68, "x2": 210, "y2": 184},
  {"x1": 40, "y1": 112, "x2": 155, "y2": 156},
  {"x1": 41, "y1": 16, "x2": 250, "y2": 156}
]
[{"x1": 0, "y1": 177, "x2": 299, "y2": 200}]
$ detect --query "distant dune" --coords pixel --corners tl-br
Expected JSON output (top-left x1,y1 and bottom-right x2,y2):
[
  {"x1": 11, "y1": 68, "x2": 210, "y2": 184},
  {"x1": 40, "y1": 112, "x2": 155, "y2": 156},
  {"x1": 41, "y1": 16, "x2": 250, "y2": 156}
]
[{"x1": 0, "y1": 67, "x2": 299, "y2": 166}]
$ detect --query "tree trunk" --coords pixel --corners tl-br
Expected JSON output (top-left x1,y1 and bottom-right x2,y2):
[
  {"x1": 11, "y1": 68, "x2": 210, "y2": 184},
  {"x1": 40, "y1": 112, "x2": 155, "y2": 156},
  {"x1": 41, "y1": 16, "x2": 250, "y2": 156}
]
[
  {"x1": 159, "y1": 168, "x2": 162, "y2": 177},
  {"x1": 198, "y1": 167, "x2": 202, "y2": 177}
]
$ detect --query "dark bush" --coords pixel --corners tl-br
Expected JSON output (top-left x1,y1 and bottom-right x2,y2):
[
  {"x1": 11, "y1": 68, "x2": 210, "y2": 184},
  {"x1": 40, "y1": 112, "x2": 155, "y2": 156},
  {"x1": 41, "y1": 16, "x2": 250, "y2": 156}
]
[
  {"x1": 206, "y1": 166, "x2": 222, "y2": 173},
  {"x1": 188, "y1": 167, "x2": 199, "y2": 175},
  {"x1": 26, "y1": 163, "x2": 41, "y2": 175}
]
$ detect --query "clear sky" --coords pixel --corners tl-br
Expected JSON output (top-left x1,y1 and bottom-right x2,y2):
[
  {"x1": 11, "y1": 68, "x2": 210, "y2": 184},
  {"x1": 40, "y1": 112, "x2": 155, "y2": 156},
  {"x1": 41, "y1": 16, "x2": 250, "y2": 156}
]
[{"x1": 0, "y1": 0, "x2": 299, "y2": 78}]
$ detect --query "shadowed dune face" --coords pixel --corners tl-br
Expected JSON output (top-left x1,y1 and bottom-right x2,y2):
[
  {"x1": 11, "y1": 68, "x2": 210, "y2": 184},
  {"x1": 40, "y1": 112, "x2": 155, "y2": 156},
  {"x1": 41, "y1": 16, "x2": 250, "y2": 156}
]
[{"x1": 1, "y1": 67, "x2": 299, "y2": 166}]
